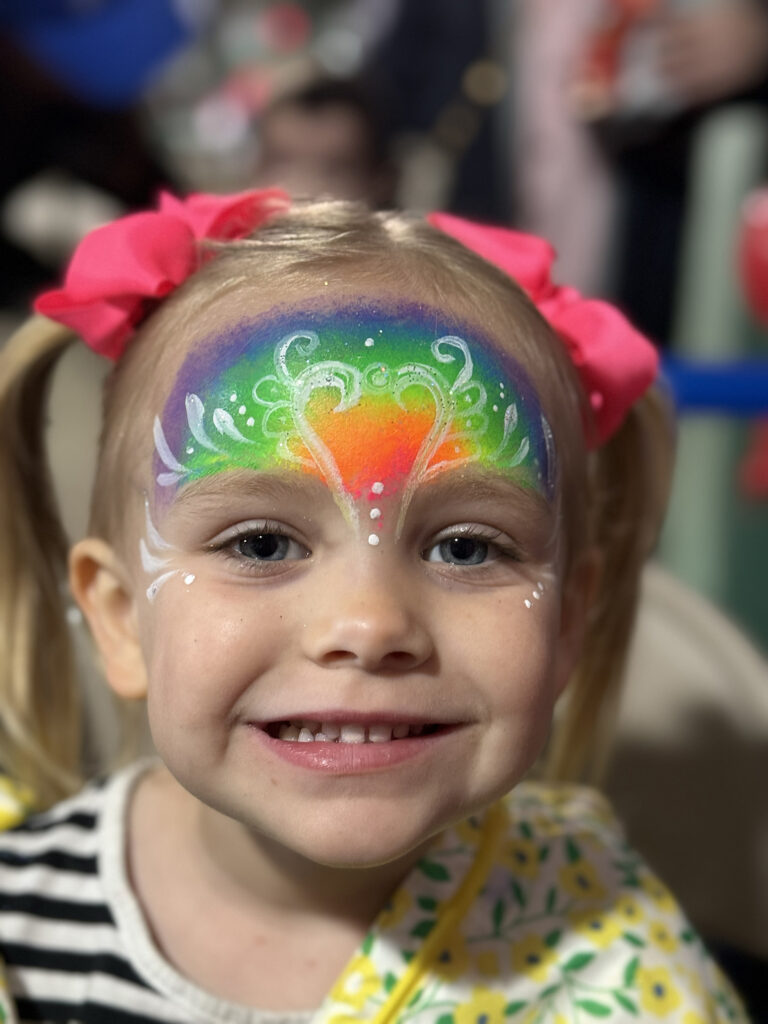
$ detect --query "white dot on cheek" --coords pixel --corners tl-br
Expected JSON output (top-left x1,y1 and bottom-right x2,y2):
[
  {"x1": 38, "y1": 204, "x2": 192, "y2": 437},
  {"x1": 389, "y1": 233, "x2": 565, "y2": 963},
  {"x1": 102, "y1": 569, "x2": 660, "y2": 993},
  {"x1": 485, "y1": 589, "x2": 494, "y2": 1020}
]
[
  {"x1": 524, "y1": 599, "x2": 532, "y2": 609},
  {"x1": 368, "y1": 534, "x2": 380, "y2": 547},
  {"x1": 370, "y1": 508, "x2": 382, "y2": 520},
  {"x1": 183, "y1": 574, "x2": 196, "y2": 586},
  {"x1": 532, "y1": 591, "x2": 541, "y2": 600},
  {"x1": 371, "y1": 482, "x2": 384, "y2": 495}
]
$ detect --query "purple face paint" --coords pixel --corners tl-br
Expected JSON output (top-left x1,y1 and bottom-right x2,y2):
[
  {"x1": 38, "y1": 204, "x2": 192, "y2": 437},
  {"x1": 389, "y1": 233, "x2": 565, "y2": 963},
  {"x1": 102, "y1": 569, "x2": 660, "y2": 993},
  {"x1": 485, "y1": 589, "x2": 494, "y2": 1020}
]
[{"x1": 151, "y1": 302, "x2": 555, "y2": 530}]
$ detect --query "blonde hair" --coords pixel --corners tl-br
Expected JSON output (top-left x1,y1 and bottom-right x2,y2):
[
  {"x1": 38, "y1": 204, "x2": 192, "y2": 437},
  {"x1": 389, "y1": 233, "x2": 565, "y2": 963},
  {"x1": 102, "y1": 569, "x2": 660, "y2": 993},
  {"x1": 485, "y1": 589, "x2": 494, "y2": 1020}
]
[{"x1": 0, "y1": 201, "x2": 674, "y2": 808}]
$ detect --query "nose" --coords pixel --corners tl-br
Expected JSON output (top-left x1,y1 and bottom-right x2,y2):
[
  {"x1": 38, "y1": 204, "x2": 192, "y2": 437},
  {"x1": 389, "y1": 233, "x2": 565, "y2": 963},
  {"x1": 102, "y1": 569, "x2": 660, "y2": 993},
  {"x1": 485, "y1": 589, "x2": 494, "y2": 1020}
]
[{"x1": 301, "y1": 562, "x2": 434, "y2": 672}]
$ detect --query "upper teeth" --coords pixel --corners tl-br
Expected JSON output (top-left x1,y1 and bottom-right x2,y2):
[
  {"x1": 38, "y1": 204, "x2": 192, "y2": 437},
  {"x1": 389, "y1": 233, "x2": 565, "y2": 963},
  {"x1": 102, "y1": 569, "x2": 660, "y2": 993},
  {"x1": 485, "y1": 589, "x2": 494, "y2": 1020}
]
[{"x1": 276, "y1": 721, "x2": 426, "y2": 743}]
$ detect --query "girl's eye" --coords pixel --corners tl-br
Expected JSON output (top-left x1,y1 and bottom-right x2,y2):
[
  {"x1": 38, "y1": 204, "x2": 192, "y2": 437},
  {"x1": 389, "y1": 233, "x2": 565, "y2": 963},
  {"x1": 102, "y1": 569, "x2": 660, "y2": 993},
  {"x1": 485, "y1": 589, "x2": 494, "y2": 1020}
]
[
  {"x1": 424, "y1": 536, "x2": 490, "y2": 565},
  {"x1": 236, "y1": 532, "x2": 306, "y2": 562}
]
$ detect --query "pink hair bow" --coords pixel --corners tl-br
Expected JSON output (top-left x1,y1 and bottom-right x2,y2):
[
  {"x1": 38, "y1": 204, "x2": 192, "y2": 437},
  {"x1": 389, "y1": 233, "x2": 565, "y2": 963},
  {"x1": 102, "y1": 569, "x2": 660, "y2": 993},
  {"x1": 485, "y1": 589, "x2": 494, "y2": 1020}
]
[
  {"x1": 35, "y1": 188, "x2": 290, "y2": 360},
  {"x1": 428, "y1": 212, "x2": 659, "y2": 446}
]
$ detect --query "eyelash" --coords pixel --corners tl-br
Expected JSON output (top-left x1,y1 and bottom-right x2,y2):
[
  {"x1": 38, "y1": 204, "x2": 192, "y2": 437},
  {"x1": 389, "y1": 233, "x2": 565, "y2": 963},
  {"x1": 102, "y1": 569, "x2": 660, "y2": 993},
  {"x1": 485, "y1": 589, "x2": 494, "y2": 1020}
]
[
  {"x1": 207, "y1": 522, "x2": 523, "y2": 576},
  {"x1": 422, "y1": 525, "x2": 523, "y2": 567},
  {"x1": 210, "y1": 521, "x2": 309, "y2": 571}
]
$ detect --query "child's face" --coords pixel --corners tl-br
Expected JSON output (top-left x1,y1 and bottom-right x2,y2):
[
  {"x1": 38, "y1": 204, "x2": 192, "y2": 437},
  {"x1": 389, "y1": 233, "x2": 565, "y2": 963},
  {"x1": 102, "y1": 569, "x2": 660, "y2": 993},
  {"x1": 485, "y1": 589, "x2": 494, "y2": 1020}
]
[{"x1": 106, "y1": 297, "x2": 579, "y2": 867}]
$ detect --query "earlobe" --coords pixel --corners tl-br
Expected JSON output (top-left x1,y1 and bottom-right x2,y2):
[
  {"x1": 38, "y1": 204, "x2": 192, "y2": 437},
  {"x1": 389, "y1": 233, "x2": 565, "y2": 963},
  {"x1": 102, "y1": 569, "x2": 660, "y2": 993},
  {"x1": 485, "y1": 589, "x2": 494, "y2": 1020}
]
[{"x1": 69, "y1": 539, "x2": 148, "y2": 700}]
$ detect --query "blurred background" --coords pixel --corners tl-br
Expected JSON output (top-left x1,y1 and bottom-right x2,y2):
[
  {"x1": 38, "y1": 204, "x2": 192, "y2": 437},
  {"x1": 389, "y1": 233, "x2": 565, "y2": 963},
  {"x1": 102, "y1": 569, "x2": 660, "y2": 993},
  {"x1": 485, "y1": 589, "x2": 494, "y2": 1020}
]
[{"x1": 1, "y1": 0, "x2": 767, "y2": 1012}]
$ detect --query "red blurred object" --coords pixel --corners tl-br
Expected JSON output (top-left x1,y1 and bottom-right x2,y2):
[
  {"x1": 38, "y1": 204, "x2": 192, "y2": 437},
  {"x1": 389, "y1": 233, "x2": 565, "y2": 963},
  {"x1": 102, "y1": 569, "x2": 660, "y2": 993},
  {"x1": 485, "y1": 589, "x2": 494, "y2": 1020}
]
[
  {"x1": 740, "y1": 420, "x2": 768, "y2": 498},
  {"x1": 739, "y1": 188, "x2": 768, "y2": 325},
  {"x1": 574, "y1": 0, "x2": 661, "y2": 114},
  {"x1": 259, "y1": 3, "x2": 311, "y2": 55}
]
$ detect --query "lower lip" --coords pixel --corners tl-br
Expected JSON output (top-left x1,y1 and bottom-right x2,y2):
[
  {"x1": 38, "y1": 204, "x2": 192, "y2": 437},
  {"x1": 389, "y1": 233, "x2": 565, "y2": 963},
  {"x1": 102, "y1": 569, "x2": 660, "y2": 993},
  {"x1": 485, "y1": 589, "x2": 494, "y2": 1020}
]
[{"x1": 249, "y1": 727, "x2": 457, "y2": 774}]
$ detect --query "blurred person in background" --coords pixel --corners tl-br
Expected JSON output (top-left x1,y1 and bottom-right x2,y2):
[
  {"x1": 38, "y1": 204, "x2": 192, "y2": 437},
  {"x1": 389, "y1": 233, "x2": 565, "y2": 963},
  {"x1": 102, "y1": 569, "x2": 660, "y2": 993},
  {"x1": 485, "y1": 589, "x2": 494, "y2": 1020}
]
[
  {"x1": 0, "y1": 0, "x2": 214, "y2": 309},
  {"x1": 367, "y1": 0, "x2": 768, "y2": 342},
  {"x1": 253, "y1": 76, "x2": 396, "y2": 205}
]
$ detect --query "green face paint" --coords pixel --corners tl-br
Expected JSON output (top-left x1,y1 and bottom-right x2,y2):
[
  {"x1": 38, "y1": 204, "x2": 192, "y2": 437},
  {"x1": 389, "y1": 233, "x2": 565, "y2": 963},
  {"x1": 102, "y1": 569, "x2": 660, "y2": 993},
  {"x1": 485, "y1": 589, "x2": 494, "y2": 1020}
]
[{"x1": 153, "y1": 303, "x2": 554, "y2": 531}]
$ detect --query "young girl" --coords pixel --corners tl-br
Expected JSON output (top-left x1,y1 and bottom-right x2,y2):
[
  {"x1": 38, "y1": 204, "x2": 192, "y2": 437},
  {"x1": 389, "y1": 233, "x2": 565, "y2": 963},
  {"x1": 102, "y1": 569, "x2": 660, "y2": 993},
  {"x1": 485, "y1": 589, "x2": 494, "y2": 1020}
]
[{"x1": 0, "y1": 190, "x2": 748, "y2": 1023}]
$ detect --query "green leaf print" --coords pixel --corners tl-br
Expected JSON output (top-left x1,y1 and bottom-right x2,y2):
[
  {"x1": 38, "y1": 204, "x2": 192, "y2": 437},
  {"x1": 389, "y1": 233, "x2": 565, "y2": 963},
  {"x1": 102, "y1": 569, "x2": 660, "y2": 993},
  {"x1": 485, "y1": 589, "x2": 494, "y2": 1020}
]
[
  {"x1": 575, "y1": 1000, "x2": 612, "y2": 1017},
  {"x1": 408, "y1": 988, "x2": 424, "y2": 1008},
  {"x1": 545, "y1": 887, "x2": 557, "y2": 913},
  {"x1": 543, "y1": 930, "x2": 562, "y2": 948},
  {"x1": 436, "y1": 1015, "x2": 455, "y2": 1024},
  {"x1": 538, "y1": 845, "x2": 550, "y2": 863},
  {"x1": 402, "y1": 950, "x2": 416, "y2": 963},
  {"x1": 492, "y1": 898, "x2": 506, "y2": 931},
  {"x1": 622, "y1": 932, "x2": 645, "y2": 948},
  {"x1": 384, "y1": 972, "x2": 398, "y2": 993},
  {"x1": 623, "y1": 956, "x2": 640, "y2": 987},
  {"x1": 418, "y1": 896, "x2": 438, "y2": 911},
  {"x1": 519, "y1": 820, "x2": 533, "y2": 839},
  {"x1": 362, "y1": 933, "x2": 375, "y2": 955},
  {"x1": 540, "y1": 985, "x2": 561, "y2": 999},
  {"x1": 511, "y1": 880, "x2": 526, "y2": 908},
  {"x1": 419, "y1": 860, "x2": 451, "y2": 882},
  {"x1": 562, "y1": 951, "x2": 595, "y2": 971},
  {"x1": 410, "y1": 919, "x2": 437, "y2": 938},
  {"x1": 565, "y1": 837, "x2": 582, "y2": 863},
  {"x1": 504, "y1": 1002, "x2": 528, "y2": 1015},
  {"x1": 614, "y1": 992, "x2": 639, "y2": 1015}
]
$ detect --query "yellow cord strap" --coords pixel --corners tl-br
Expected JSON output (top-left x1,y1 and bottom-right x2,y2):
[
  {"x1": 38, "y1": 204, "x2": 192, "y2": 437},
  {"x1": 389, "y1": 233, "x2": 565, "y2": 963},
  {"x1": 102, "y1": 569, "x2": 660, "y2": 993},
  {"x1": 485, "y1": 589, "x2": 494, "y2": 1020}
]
[{"x1": 371, "y1": 800, "x2": 507, "y2": 1024}]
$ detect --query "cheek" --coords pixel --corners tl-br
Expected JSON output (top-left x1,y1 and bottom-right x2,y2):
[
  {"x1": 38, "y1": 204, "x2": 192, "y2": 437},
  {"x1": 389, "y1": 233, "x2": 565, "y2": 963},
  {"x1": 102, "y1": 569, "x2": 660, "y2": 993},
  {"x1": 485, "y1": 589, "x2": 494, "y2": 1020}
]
[{"x1": 137, "y1": 585, "x2": 276, "y2": 718}]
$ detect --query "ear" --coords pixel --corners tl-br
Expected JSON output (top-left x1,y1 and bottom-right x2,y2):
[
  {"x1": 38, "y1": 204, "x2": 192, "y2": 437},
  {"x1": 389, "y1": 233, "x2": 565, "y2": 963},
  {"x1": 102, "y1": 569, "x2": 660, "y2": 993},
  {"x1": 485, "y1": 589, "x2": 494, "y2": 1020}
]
[
  {"x1": 553, "y1": 548, "x2": 602, "y2": 698},
  {"x1": 69, "y1": 538, "x2": 148, "y2": 700}
]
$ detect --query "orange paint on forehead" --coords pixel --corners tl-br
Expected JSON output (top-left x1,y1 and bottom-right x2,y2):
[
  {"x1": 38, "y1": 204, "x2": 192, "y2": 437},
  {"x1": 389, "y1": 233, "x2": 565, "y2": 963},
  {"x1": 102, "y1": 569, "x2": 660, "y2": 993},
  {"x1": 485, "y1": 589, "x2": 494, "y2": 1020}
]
[{"x1": 301, "y1": 390, "x2": 472, "y2": 498}]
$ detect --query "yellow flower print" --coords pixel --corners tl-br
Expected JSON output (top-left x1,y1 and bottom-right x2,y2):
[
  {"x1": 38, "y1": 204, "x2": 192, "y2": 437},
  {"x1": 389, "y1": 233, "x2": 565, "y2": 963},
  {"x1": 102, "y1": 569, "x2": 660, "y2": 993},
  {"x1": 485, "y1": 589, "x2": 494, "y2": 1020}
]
[
  {"x1": 377, "y1": 888, "x2": 412, "y2": 930},
  {"x1": 0, "y1": 776, "x2": 33, "y2": 829},
  {"x1": 568, "y1": 906, "x2": 623, "y2": 948},
  {"x1": 639, "y1": 874, "x2": 676, "y2": 913},
  {"x1": 455, "y1": 987, "x2": 508, "y2": 1024},
  {"x1": 558, "y1": 860, "x2": 606, "y2": 902},
  {"x1": 510, "y1": 934, "x2": 555, "y2": 983},
  {"x1": 636, "y1": 966, "x2": 683, "y2": 1016},
  {"x1": 533, "y1": 814, "x2": 563, "y2": 837},
  {"x1": 474, "y1": 949, "x2": 501, "y2": 977},
  {"x1": 682, "y1": 1014, "x2": 709, "y2": 1024},
  {"x1": 499, "y1": 837, "x2": 540, "y2": 879},
  {"x1": 428, "y1": 929, "x2": 470, "y2": 980},
  {"x1": 330, "y1": 954, "x2": 381, "y2": 1010},
  {"x1": 456, "y1": 815, "x2": 484, "y2": 846},
  {"x1": 612, "y1": 894, "x2": 644, "y2": 926},
  {"x1": 648, "y1": 919, "x2": 679, "y2": 952}
]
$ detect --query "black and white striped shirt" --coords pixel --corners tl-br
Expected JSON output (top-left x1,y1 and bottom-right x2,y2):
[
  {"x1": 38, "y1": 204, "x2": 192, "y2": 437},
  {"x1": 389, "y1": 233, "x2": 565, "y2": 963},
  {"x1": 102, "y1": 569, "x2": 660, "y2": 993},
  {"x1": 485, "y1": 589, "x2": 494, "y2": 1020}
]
[{"x1": 0, "y1": 763, "x2": 311, "y2": 1024}]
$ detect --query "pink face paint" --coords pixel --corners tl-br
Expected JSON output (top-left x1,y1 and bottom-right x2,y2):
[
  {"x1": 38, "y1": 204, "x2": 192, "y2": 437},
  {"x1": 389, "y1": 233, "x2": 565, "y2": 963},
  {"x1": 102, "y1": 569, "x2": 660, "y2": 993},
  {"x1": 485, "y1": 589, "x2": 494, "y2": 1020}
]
[{"x1": 153, "y1": 304, "x2": 555, "y2": 530}]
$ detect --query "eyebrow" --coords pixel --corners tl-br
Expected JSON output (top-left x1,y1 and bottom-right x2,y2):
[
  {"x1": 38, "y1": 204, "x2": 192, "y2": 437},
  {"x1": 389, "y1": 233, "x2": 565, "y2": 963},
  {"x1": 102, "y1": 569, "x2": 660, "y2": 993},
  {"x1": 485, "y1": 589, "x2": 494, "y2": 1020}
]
[
  {"x1": 419, "y1": 471, "x2": 553, "y2": 516},
  {"x1": 165, "y1": 470, "x2": 328, "y2": 517}
]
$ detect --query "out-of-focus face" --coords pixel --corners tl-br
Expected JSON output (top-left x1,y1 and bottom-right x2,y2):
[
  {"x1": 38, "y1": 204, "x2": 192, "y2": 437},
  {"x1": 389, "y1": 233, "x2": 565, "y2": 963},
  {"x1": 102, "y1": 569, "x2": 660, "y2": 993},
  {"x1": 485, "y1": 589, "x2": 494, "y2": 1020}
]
[
  {"x1": 129, "y1": 296, "x2": 573, "y2": 868},
  {"x1": 255, "y1": 103, "x2": 389, "y2": 204}
]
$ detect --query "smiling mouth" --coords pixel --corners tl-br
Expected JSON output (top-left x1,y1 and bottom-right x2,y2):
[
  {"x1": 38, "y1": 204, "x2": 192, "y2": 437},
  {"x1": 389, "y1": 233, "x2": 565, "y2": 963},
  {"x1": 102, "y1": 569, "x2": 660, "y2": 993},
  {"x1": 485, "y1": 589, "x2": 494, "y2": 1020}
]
[{"x1": 263, "y1": 721, "x2": 446, "y2": 743}]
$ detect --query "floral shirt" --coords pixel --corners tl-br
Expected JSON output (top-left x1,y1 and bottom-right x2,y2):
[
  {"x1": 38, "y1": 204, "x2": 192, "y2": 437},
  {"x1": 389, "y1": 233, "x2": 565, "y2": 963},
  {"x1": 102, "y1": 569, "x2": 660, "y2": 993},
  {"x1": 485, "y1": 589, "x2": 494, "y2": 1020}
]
[
  {"x1": 0, "y1": 777, "x2": 748, "y2": 1024},
  {"x1": 319, "y1": 783, "x2": 748, "y2": 1024}
]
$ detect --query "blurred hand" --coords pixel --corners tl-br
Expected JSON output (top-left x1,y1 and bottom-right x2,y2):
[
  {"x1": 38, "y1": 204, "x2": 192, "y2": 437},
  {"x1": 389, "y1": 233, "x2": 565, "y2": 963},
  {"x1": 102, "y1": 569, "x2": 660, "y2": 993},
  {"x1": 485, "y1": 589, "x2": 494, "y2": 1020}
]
[{"x1": 657, "y1": 2, "x2": 768, "y2": 106}]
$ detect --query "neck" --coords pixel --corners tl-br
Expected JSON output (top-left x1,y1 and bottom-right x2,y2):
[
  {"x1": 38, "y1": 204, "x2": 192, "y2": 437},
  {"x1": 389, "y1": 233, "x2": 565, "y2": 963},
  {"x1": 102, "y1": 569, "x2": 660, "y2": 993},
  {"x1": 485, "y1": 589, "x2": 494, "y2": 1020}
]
[{"x1": 141, "y1": 764, "x2": 433, "y2": 929}]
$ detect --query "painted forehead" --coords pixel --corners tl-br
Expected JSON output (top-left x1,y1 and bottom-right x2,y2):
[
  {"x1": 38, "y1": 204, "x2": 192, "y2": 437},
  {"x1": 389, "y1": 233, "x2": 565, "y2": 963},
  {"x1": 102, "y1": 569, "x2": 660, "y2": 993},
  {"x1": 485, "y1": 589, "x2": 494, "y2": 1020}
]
[{"x1": 152, "y1": 302, "x2": 555, "y2": 510}]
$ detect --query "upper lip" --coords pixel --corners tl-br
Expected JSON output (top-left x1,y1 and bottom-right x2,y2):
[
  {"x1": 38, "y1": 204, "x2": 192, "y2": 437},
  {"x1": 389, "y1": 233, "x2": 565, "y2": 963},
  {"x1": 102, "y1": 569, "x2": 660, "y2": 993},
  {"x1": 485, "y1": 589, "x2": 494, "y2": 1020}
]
[{"x1": 250, "y1": 711, "x2": 464, "y2": 728}]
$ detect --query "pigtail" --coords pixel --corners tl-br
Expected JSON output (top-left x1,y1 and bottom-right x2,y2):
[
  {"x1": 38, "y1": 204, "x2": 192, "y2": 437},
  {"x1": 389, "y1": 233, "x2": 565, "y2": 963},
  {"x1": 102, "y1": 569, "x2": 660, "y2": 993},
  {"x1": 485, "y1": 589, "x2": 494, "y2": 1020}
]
[
  {"x1": 0, "y1": 317, "x2": 83, "y2": 807},
  {"x1": 545, "y1": 385, "x2": 675, "y2": 783}
]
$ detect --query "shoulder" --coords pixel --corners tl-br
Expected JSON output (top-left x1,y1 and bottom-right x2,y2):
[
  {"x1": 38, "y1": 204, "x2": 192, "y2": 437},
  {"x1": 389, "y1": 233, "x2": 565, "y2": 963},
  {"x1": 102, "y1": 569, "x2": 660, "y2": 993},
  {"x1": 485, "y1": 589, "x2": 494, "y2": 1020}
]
[{"x1": 457, "y1": 782, "x2": 750, "y2": 1020}]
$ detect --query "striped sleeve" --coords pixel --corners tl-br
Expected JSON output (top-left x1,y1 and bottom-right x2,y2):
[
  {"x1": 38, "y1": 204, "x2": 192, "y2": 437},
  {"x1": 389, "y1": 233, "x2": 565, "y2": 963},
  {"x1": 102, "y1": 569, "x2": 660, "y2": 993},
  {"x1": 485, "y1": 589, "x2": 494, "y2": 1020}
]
[{"x1": 0, "y1": 782, "x2": 189, "y2": 1024}]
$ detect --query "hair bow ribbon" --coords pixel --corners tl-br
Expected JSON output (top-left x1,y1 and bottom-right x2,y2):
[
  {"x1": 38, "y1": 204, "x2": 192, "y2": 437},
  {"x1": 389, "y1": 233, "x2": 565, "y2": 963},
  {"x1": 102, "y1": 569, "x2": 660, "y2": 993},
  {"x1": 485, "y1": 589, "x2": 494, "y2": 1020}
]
[
  {"x1": 35, "y1": 188, "x2": 289, "y2": 360},
  {"x1": 428, "y1": 212, "x2": 659, "y2": 446}
]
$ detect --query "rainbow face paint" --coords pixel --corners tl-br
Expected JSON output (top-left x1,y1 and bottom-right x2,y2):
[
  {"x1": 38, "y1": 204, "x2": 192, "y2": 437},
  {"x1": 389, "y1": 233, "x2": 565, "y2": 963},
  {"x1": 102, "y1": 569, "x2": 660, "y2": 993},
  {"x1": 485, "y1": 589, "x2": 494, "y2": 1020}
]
[{"x1": 153, "y1": 304, "x2": 554, "y2": 531}]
